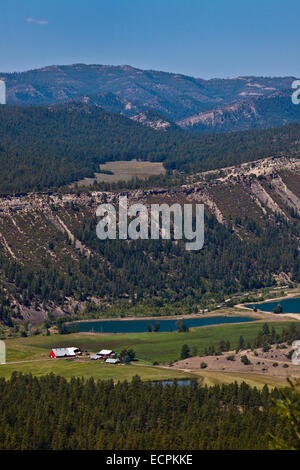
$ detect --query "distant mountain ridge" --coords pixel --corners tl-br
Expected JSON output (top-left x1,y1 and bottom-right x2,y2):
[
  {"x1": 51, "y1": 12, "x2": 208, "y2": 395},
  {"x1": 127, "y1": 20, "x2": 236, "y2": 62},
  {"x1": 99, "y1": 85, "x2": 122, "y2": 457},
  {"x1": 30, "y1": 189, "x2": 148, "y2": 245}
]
[
  {"x1": 1, "y1": 64, "x2": 299, "y2": 132},
  {"x1": 178, "y1": 92, "x2": 300, "y2": 132}
]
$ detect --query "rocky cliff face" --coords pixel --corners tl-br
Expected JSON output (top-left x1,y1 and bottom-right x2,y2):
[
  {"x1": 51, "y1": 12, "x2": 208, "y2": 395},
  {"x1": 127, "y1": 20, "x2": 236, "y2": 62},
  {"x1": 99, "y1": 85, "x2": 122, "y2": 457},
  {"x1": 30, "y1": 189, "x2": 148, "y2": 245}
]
[
  {"x1": 178, "y1": 93, "x2": 300, "y2": 132},
  {"x1": 0, "y1": 155, "x2": 299, "y2": 322},
  {"x1": 0, "y1": 155, "x2": 299, "y2": 256},
  {"x1": 130, "y1": 111, "x2": 173, "y2": 131}
]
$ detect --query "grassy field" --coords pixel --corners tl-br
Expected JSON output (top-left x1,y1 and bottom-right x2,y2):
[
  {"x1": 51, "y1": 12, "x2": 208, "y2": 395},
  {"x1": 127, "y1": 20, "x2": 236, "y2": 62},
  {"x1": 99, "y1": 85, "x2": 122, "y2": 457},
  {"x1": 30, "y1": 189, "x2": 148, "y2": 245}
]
[
  {"x1": 194, "y1": 370, "x2": 291, "y2": 389},
  {"x1": 0, "y1": 320, "x2": 297, "y2": 384},
  {"x1": 4, "y1": 320, "x2": 297, "y2": 363},
  {"x1": 0, "y1": 360, "x2": 193, "y2": 382}
]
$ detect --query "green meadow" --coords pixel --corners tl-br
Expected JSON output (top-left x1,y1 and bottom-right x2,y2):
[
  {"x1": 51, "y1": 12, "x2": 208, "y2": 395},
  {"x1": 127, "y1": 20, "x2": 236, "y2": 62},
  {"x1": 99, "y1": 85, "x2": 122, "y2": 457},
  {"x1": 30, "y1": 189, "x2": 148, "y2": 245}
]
[{"x1": 0, "y1": 360, "x2": 193, "y2": 382}]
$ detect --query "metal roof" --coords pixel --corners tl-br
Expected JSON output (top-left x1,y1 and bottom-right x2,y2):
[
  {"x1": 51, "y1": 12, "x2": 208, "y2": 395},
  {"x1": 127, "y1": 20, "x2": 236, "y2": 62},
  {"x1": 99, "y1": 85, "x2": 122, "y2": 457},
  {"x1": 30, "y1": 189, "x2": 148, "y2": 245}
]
[
  {"x1": 51, "y1": 348, "x2": 77, "y2": 357},
  {"x1": 97, "y1": 349, "x2": 113, "y2": 355}
]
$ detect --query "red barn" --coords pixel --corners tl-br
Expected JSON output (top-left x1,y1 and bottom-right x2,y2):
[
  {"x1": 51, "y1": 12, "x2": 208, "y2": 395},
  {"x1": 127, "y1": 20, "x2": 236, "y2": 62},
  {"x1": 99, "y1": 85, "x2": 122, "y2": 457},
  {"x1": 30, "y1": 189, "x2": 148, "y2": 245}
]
[{"x1": 49, "y1": 347, "x2": 81, "y2": 358}]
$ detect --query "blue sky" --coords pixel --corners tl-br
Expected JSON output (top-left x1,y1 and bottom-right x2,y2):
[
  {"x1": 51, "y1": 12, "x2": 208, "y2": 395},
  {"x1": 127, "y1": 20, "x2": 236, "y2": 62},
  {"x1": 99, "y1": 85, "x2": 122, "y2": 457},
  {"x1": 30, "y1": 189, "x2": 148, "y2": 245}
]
[{"x1": 1, "y1": 0, "x2": 300, "y2": 78}]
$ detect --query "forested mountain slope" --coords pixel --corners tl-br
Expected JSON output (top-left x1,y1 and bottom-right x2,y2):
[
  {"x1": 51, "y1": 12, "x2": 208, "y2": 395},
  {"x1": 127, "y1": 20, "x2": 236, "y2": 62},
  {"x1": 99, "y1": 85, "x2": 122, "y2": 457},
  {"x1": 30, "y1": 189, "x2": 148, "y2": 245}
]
[
  {"x1": 1, "y1": 64, "x2": 299, "y2": 132},
  {"x1": 1, "y1": 103, "x2": 300, "y2": 193},
  {"x1": 179, "y1": 92, "x2": 300, "y2": 133},
  {"x1": 0, "y1": 155, "x2": 300, "y2": 323}
]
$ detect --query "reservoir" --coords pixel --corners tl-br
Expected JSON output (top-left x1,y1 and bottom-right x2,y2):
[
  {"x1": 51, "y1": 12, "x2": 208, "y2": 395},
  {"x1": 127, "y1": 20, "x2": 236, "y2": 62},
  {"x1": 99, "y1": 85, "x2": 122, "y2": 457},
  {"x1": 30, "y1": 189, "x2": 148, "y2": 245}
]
[
  {"x1": 246, "y1": 297, "x2": 300, "y2": 314},
  {"x1": 71, "y1": 315, "x2": 255, "y2": 334}
]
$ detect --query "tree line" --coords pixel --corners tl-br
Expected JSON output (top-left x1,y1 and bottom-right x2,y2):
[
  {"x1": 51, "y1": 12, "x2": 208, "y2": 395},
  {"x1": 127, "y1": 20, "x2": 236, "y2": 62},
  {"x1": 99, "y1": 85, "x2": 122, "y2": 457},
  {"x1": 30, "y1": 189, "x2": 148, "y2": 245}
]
[
  {"x1": 0, "y1": 372, "x2": 299, "y2": 450},
  {"x1": 1, "y1": 103, "x2": 300, "y2": 192}
]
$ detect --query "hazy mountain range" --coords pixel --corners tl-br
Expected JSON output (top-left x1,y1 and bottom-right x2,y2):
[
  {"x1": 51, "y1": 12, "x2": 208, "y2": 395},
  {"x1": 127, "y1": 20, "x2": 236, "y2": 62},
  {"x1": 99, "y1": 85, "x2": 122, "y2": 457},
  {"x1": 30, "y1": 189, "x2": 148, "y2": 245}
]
[{"x1": 1, "y1": 64, "x2": 299, "y2": 133}]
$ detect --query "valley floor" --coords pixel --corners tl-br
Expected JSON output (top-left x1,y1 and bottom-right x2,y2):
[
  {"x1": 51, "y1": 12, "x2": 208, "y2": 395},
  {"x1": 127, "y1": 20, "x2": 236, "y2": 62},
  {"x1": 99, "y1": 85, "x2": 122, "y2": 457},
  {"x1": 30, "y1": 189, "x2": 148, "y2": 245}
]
[{"x1": 1, "y1": 320, "x2": 299, "y2": 388}]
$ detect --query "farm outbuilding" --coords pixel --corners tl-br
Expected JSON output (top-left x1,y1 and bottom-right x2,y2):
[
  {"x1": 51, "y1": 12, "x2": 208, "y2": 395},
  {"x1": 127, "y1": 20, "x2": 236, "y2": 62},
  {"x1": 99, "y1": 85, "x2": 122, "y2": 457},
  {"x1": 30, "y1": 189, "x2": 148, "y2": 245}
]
[
  {"x1": 90, "y1": 355, "x2": 100, "y2": 360},
  {"x1": 49, "y1": 347, "x2": 81, "y2": 358},
  {"x1": 97, "y1": 349, "x2": 114, "y2": 358}
]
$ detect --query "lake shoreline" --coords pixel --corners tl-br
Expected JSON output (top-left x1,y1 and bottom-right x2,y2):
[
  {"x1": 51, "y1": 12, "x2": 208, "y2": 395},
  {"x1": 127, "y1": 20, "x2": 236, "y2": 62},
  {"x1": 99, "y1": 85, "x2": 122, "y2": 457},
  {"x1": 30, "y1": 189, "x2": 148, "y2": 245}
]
[
  {"x1": 240, "y1": 290, "x2": 300, "y2": 307},
  {"x1": 68, "y1": 315, "x2": 257, "y2": 334},
  {"x1": 65, "y1": 289, "x2": 300, "y2": 328},
  {"x1": 67, "y1": 310, "x2": 261, "y2": 325},
  {"x1": 240, "y1": 292, "x2": 300, "y2": 318}
]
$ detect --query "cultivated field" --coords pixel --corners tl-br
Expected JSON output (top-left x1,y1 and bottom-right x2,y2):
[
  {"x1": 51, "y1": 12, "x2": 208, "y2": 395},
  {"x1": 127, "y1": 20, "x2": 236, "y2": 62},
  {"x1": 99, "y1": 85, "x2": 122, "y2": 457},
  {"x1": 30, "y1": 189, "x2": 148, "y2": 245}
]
[
  {"x1": 193, "y1": 371, "x2": 292, "y2": 389},
  {"x1": 75, "y1": 159, "x2": 165, "y2": 186},
  {"x1": 3, "y1": 320, "x2": 278, "y2": 363},
  {"x1": 0, "y1": 320, "x2": 298, "y2": 386},
  {"x1": 0, "y1": 360, "x2": 193, "y2": 382}
]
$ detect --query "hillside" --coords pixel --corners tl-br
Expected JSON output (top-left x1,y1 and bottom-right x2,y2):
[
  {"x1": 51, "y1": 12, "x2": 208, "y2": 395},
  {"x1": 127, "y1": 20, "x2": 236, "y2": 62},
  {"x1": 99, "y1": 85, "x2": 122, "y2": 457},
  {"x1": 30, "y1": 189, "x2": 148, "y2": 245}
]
[
  {"x1": 178, "y1": 92, "x2": 300, "y2": 133},
  {"x1": 0, "y1": 155, "x2": 300, "y2": 324},
  {"x1": 1, "y1": 64, "x2": 299, "y2": 132},
  {"x1": 2, "y1": 103, "x2": 300, "y2": 192}
]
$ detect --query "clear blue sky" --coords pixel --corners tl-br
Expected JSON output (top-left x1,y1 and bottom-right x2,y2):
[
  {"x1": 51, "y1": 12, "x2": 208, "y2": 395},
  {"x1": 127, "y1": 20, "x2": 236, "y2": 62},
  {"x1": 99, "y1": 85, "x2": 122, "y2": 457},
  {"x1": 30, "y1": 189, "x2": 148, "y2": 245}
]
[{"x1": 1, "y1": 0, "x2": 300, "y2": 78}]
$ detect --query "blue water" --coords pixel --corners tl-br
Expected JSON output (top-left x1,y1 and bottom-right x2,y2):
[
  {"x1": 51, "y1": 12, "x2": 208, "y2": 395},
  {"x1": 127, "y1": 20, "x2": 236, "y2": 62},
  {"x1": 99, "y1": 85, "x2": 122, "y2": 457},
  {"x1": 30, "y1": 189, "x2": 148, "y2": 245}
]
[
  {"x1": 151, "y1": 380, "x2": 194, "y2": 387},
  {"x1": 71, "y1": 316, "x2": 255, "y2": 334},
  {"x1": 247, "y1": 297, "x2": 300, "y2": 314}
]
